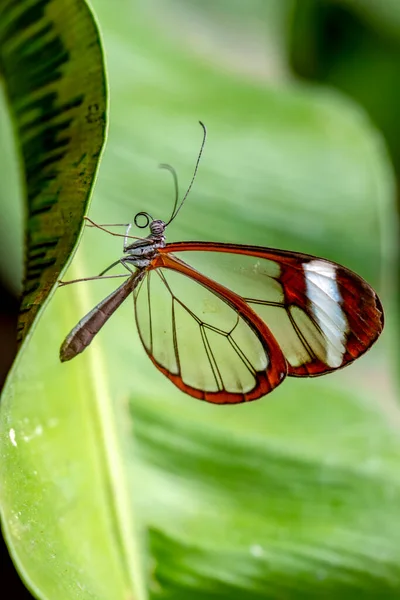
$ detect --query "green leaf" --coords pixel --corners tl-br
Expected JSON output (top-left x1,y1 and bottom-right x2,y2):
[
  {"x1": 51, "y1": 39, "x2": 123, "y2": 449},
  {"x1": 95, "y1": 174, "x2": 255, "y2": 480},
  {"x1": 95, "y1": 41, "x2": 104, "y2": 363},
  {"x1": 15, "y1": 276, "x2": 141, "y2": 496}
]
[
  {"x1": 0, "y1": 0, "x2": 107, "y2": 344},
  {"x1": 0, "y1": 2, "x2": 396, "y2": 599}
]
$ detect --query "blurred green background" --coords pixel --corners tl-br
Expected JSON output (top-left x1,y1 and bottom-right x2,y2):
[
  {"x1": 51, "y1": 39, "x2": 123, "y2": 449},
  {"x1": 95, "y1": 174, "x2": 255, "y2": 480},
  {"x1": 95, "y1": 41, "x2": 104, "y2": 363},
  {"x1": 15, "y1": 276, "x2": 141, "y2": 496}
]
[{"x1": 0, "y1": 0, "x2": 399, "y2": 598}]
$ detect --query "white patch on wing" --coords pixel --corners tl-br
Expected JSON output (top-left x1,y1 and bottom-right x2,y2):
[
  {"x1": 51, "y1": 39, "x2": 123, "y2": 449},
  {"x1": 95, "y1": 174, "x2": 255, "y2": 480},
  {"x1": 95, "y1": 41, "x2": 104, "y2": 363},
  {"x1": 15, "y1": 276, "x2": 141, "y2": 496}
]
[{"x1": 303, "y1": 260, "x2": 349, "y2": 368}]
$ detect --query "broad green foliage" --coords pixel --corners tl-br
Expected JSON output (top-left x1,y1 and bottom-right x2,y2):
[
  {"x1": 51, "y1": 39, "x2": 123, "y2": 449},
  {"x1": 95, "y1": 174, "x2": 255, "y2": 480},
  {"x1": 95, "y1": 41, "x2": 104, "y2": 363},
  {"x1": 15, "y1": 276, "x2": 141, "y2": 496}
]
[
  {"x1": 0, "y1": 1, "x2": 398, "y2": 599},
  {"x1": 0, "y1": 0, "x2": 107, "y2": 344}
]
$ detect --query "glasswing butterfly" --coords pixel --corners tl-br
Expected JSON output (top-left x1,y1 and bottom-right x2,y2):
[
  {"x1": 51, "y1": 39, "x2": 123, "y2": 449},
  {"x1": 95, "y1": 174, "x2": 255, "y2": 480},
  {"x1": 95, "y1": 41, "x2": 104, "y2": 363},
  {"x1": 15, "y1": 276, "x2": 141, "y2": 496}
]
[{"x1": 59, "y1": 122, "x2": 384, "y2": 404}]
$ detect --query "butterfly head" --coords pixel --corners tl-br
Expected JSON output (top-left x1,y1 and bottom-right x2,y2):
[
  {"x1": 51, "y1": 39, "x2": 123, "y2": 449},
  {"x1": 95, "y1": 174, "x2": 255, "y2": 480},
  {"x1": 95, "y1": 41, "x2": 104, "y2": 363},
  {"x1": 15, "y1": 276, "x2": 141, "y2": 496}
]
[
  {"x1": 134, "y1": 211, "x2": 166, "y2": 242},
  {"x1": 149, "y1": 219, "x2": 166, "y2": 236}
]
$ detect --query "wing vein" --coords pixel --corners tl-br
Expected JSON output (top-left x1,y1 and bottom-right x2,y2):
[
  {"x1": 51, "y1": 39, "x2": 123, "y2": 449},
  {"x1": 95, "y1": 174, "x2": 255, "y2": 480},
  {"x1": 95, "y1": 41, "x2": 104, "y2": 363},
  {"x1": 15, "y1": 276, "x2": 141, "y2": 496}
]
[
  {"x1": 172, "y1": 298, "x2": 181, "y2": 375},
  {"x1": 228, "y1": 334, "x2": 257, "y2": 376},
  {"x1": 200, "y1": 325, "x2": 223, "y2": 391},
  {"x1": 147, "y1": 270, "x2": 153, "y2": 354},
  {"x1": 244, "y1": 298, "x2": 284, "y2": 308},
  {"x1": 287, "y1": 307, "x2": 315, "y2": 361}
]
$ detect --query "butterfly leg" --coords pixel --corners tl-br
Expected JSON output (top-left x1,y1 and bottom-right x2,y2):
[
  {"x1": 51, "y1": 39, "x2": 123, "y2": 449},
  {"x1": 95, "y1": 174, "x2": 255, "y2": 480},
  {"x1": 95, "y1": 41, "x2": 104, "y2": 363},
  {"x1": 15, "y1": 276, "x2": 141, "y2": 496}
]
[
  {"x1": 59, "y1": 258, "x2": 133, "y2": 287},
  {"x1": 83, "y1": 217, "x2": 146, "y2": 242},
  {"x1": 85, "y1": 217, "x2": 130, "y2": 229},
  {"x1": 120, "y1": 257, "x2": 136, "y2": 274},
  {"x1": 58, "y1": 272, "x2": 130, "y2": 288}
]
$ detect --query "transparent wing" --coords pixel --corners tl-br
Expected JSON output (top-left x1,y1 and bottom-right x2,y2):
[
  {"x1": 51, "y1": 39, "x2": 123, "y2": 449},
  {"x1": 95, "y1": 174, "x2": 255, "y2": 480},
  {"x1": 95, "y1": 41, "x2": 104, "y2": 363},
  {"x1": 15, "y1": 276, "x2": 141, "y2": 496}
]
[
  {"x1": 158, "y1": 242, "x2": 383, "y2": 377},
  {"x1": 134, "y1": 256, "x2": 287, "y2": 404}
]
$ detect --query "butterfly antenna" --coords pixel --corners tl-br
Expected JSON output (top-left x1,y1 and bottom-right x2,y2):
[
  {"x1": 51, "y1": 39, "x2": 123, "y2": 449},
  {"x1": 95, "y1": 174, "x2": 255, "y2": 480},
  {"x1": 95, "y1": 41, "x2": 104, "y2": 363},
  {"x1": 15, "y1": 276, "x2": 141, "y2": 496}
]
[
  {"x1": 159, "y1": 163, "x2": 179, "y2": 223},
  {"x1": 165, "y1": 121, "x2": 207, "y2": 225}
]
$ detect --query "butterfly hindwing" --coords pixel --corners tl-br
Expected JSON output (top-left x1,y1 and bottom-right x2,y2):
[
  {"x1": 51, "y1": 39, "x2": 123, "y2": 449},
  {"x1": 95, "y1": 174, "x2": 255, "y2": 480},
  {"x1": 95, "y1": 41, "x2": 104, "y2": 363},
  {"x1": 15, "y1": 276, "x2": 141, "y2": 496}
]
[{"x1": 134, "y1": 254, "x2": 287, "y2": 403}]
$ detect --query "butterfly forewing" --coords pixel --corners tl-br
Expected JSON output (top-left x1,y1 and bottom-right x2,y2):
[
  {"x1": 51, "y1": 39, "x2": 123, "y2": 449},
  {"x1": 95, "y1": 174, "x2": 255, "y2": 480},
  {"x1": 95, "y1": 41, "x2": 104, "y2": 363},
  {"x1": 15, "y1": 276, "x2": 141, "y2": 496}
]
[
  {"x1": 134, "y1": 257, "x2": 287, "y2": 403},
  {"x1": 160, "y1": 242, "x2": 383, "y2": 377}
]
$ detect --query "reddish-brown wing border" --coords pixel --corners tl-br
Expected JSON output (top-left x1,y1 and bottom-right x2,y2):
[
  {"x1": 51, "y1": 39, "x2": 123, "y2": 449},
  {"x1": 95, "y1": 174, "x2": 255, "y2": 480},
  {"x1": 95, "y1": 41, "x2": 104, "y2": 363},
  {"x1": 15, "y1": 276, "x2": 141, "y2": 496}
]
[
  {"x1": 147, "y1": 252, "x2": 287, "y2": 404},
  {"x1": 160, "y1": 242, "x2": 384, "y2": 377}
]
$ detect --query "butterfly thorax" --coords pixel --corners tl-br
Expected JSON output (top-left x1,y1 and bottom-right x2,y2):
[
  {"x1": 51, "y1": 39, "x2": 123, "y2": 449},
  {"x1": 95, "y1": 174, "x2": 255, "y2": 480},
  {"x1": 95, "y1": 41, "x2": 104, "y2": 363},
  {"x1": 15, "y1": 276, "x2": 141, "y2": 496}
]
[{"x1": 124, "y1": 219, "x2": 166, "y2": 268}]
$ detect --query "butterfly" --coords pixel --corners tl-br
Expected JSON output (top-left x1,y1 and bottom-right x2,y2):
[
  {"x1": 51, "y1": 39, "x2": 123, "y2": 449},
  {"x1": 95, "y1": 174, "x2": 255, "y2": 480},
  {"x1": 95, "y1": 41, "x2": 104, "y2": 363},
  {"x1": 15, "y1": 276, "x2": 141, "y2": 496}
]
[{"x1": 60, "y1": 122, "x2": 384, "y2": 404}]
